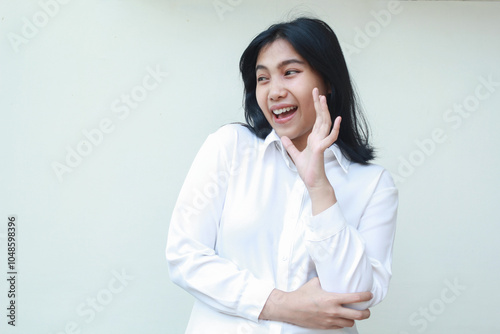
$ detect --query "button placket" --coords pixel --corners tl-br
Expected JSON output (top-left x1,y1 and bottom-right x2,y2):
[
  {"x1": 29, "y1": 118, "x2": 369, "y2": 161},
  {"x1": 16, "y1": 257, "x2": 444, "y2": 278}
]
[{"x1": 275, "y1": 178, "x2": 305, "y2": 291}]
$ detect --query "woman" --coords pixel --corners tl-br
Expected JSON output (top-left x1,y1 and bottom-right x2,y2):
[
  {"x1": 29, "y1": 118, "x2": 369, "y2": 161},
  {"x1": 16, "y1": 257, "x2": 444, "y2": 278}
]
[{"x1": 166, "y1": 17, "x2": 398, "y2": 333}]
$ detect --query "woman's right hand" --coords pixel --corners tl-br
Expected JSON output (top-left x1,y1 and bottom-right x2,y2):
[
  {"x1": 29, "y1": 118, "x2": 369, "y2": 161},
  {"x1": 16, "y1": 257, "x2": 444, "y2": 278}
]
[{"x1": 259, "y1": 277, "x2": 372, "y2": 329}]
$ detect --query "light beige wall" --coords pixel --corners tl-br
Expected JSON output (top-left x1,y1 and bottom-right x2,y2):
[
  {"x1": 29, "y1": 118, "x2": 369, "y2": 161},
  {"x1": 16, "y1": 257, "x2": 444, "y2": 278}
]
[{"x1": 1, "y1": 1, "x2": 499, "y2": 333}]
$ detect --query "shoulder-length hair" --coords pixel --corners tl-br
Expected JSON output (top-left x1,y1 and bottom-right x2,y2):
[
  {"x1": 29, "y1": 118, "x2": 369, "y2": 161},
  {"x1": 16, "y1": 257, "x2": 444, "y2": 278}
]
[{"x1": 239, "y1": 17, "x2": 375, "y2": 164}]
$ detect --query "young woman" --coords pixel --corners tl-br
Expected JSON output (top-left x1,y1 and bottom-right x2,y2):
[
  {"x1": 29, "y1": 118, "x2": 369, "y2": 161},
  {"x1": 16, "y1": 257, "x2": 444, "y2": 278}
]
[{"x1": 166, "y1": 17, "x2": 398, "y2": 333}]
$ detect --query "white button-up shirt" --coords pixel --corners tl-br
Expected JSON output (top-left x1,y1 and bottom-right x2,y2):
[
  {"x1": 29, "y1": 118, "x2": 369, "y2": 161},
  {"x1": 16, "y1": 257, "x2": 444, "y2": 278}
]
[{"x1": 166, "y1": 124, "x2": 398, "y2": 333}]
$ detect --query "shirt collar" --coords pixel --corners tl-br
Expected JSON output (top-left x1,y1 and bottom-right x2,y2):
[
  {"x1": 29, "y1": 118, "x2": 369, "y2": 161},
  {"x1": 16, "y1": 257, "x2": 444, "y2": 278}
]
[
  {"x1": 263, "y1": 129, "x2": 281, "y2": 150},
  {"x1": 326, "y1": 143, "x2": 351, "y2": 173},
  {"x1": 263, "y1": 129, "x2": 351, "y2": 173}
]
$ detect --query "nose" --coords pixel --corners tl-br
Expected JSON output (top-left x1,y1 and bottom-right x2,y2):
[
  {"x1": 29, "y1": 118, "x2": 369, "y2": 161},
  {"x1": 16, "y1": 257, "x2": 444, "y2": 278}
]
[{"x1": 269, "y1": 79, "x2": 287, "y2": 101}]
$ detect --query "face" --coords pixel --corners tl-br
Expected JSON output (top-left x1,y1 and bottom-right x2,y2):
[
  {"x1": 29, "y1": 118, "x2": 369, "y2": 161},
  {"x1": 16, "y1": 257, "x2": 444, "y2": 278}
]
[{"x1": 255, "y1": 39, "x2": 329, "y2": 151}]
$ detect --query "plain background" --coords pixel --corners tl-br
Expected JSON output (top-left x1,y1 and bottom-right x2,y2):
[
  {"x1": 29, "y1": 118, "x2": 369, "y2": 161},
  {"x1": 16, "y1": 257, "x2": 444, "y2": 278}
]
[{"x1": 1, "y1": 0, "x2": 499, "y2": 333}]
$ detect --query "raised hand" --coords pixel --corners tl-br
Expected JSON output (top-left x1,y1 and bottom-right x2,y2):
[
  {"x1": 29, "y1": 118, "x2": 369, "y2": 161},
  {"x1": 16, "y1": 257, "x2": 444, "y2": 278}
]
[{"x1": 281, "y1": 87, "x2": 341, "y2": 215}]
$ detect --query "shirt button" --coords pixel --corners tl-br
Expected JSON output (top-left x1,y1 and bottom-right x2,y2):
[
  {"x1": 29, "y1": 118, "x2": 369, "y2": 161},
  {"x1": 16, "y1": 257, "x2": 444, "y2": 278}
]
[{"x1": 281, "y1": 255, "x2": 288, "y2": 261}]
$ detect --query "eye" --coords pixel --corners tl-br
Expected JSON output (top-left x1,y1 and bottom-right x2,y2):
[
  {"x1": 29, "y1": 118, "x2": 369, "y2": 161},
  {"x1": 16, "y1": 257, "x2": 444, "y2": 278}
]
[
  {"x1": 257, "y1": 76, "x2": 268, "y2": 83},
  {"x1": 285, "y1": 69, "x2": 300, "y2": 76}
]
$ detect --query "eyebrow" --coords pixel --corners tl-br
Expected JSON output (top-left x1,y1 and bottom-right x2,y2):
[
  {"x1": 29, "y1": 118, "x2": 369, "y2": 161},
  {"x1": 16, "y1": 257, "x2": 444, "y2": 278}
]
[{"x1": 255, "y1": 58, "x2": 306, "y2": 71}]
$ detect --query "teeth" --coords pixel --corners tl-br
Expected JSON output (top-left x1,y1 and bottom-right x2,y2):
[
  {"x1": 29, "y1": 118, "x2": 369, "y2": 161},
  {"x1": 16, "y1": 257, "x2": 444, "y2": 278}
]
[{"x1": 273, "y1": 106, "x2": 296, "y2": 115}]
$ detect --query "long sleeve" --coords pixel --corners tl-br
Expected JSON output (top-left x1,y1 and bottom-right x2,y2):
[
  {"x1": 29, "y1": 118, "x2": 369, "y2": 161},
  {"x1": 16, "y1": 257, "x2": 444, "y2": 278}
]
[
  {"x1": 304, "y1": 169, "x2": 398, "y2": 310},
  {"x1": 165, "y1": 127, "x2": 275, "y2": 322}
]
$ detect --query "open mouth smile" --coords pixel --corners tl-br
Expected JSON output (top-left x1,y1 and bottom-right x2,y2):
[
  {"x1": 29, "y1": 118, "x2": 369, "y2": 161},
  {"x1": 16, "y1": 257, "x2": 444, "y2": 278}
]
[{"x1": 271, "y1": 105, "x2": 298, "y2": 123}]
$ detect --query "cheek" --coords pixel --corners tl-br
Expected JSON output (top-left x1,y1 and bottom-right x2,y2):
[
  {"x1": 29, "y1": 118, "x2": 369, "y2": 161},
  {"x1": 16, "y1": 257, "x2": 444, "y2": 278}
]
[
  {"x1": 301, "y1": 95, "x2": 317, "y2": 124},
  {"x1": 297, "y1": 90, "x2": 314, "y2": 114},
  {"x1": 255, "y1": 88, "x2": 267, "y2": 112}
]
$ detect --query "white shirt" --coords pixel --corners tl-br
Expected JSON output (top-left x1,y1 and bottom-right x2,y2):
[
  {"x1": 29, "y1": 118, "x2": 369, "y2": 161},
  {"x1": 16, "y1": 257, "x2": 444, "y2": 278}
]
[{"x1": 166, "y1": 124, "x2": 398, "y2": 333}]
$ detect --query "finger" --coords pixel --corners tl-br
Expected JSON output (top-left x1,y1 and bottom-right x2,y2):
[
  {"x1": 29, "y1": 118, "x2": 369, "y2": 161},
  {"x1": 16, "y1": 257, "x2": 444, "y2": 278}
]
[
  {"x1": 324, "y1": 116, "x2": 342, "y2": 147},
  {"x1": 281, "y1": 135, "x2": 301, "y2": 160},
  {"x1": 312, "y1": 88, "x2": 323, "y2": 130},
  {"x1": 325, "y1": 318, "x2": 355, "y2": 329},
  {"x1": 333, "y1": 115, "x2": 341, "y2": 132},
  {"x1": 312, "y1": 87, "x2": 320, "y2": 105},
  {"x1": 312, "y1": 89, "x2": 332, "y2": 137},
  {"x1": 334, "y1": 306, "x2": 371, "y2": 321},
  {"x1": 319, "y1": 94, "x2": 332, "y2": 133},
  {"x1": 334, "y1": 291, "x2": 373, "y2": 304}
]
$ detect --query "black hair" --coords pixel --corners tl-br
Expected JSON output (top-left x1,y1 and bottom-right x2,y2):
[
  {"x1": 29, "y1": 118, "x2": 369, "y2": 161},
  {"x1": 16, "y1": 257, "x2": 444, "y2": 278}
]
[{"x1": 239, "y1": 17, "x2": 375, "y2": 164}]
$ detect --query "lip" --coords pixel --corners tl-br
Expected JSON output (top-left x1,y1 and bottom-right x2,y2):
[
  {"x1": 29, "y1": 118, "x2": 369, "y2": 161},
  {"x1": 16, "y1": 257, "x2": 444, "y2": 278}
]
[
  {"x1": 270, "y1": 103, "x2": 298, "y2": 124},
  {"x1": 273, "y1": 109, "x2": 296, "y2": 124},
  {"x1": 270, "y1": 103, "x2": 297, "y2": 113}
]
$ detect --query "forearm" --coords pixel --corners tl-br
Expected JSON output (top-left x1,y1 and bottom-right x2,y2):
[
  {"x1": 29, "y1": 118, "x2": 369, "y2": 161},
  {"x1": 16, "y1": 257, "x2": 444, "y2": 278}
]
[
  {"x1": 167, "y1": 222, "x2": 275, "y2": 320},
  {"x1": 305, "y1": 185, "x2": 398, "y2": 309},
  {"x1": 308, "y1": 182, "x2": 336, "y2": 216},
  {"x1": 258, "y1": 289, "x2": 288, "y2": 322},
  {"x1": 306, "y1": 222, "x2": 378, "y2": 308},
  {"x1": 306, "y1": 182, "x2": 376, "y2": 307}
]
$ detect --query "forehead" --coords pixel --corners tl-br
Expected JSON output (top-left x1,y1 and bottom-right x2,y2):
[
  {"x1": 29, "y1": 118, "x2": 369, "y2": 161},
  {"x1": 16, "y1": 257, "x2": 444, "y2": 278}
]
[{"x1": 256, "y1": 39, "x2": 306, "y2": 68}]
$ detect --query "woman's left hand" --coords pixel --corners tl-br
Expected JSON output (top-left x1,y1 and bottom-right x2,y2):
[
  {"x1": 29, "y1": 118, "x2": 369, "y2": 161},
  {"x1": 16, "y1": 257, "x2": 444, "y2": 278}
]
[{"x1": 281, "y1": 87, "x2": 341, "y2": 215}]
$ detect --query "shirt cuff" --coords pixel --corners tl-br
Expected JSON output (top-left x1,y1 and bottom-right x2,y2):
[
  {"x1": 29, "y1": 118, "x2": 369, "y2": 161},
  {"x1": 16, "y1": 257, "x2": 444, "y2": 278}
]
[
  {"x1": 238, "y1": 279, "x2": 276, "y2": 323},
  {"x1": 305, "y1": 202, "x2": 347, "y2": 241}
]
